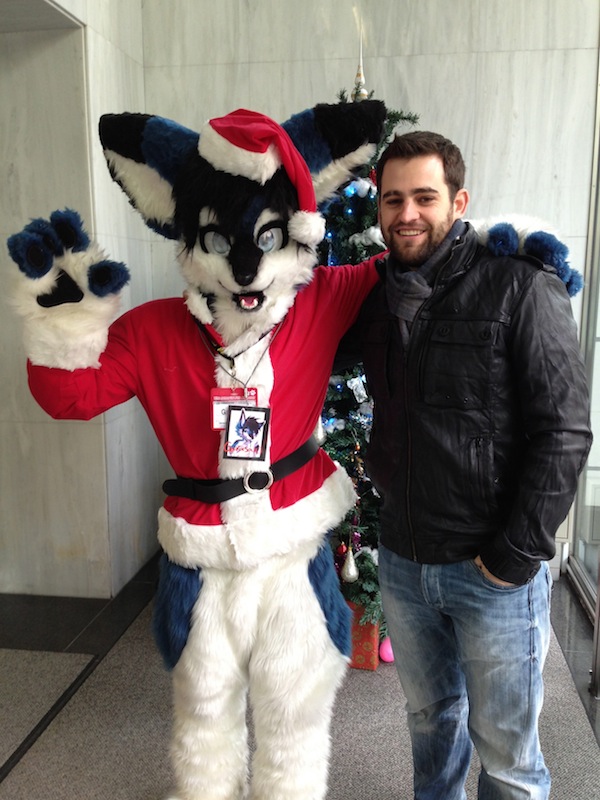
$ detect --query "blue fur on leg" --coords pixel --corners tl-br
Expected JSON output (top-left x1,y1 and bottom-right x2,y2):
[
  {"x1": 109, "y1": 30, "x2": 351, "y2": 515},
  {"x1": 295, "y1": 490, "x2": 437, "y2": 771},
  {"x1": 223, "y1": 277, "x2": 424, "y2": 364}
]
[
  {"x1": 153, "y1": 552, "x2": 202, "y2": 670},
  {"x1": 308, "y1": 543, "x2": 352, "y2": 657}
]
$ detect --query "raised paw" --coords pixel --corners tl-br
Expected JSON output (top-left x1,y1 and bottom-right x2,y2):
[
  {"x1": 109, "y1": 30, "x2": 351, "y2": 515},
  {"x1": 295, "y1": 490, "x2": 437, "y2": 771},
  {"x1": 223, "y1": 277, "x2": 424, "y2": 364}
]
[
  {"x1": 7, "y1": 209, "x2": 129, "y2": 308},
  {"x1": 7, "y1": 209, "x2": 131, "y2": 369}
]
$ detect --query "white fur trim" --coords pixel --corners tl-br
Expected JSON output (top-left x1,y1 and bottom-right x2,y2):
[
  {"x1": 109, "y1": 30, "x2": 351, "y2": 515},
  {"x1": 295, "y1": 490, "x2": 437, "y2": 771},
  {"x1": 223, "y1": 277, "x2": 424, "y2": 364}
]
[
  {"x1": 104, "y1": 148, "x2": 176, "y2": 226},
  {"x1": 23, "y1": 315, "x2": 113, "y2": 370},
  {"x1": 312, "y1": 142, "x2": 376, "y2": 205},
  {"x1": 287, "y1": 210, "x2": 326, "y2": 247},
  {"x1": 199, "y1": 123, "x2": 281, "y2": 185},
  {"x1": 157, "y1": 466, "x2": 357, "y2": 570}
]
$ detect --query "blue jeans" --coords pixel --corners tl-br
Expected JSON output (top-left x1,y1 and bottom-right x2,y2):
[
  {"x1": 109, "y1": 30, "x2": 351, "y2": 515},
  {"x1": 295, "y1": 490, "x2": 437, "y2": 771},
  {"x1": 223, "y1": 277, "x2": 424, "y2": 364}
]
[{"x1": 378, "y1": 545, "x2": 552, "y2": 800}]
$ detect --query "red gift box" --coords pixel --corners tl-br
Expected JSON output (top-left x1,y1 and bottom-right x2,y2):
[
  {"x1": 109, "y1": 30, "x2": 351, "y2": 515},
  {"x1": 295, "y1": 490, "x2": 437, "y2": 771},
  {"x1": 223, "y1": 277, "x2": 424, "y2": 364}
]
[{"x1": 347, "y1": 601, "x2": 379, "y2": 670}]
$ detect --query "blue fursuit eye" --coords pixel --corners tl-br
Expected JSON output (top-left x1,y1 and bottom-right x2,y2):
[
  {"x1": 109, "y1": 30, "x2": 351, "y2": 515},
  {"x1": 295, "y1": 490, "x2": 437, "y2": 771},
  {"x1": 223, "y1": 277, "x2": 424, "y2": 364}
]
[
  {"x1": 256, "y1": 223, "x2": 287, "y2": 253},
  {"x1": 200, "y1": 228, "x2": 231, "y2": 256}
]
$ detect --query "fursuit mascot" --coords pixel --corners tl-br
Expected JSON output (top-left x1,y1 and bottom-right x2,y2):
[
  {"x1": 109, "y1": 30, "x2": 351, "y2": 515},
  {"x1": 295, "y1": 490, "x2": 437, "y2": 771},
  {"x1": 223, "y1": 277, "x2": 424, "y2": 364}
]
[
  {"x1": 7, "y1": 100, "x2": 387, "y2": 800},
  {"x1": 6, "y1": 98, "x2": 582, "y2": 800}
]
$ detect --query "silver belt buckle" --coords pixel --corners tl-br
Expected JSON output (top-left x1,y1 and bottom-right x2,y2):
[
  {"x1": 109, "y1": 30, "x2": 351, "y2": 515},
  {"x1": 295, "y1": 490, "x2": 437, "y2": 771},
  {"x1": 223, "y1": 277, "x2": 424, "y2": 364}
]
[{"x1": 242, "y1": 468, "x2": 274, "y2": 494}]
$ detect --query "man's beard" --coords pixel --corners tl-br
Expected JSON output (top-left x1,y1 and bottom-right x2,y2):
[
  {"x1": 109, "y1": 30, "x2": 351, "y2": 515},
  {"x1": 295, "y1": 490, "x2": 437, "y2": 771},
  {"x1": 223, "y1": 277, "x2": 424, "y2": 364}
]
[{"x1": 386, "y1": 210, "x2": 455, "y2": 269}]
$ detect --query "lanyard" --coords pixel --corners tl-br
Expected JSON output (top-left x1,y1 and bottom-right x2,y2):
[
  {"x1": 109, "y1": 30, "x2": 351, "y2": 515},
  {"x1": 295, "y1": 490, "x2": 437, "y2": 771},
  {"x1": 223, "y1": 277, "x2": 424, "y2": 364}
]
[{"x1": 195, "y1": 319, "x2": 282, "y2": 389}]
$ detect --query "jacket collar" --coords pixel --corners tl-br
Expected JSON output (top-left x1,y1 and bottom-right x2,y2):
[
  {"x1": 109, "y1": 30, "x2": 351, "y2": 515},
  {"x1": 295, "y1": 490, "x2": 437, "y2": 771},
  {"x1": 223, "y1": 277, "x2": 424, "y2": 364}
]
[{"x1": 434, "y1": 222, "x2": 480, "y2": 288}]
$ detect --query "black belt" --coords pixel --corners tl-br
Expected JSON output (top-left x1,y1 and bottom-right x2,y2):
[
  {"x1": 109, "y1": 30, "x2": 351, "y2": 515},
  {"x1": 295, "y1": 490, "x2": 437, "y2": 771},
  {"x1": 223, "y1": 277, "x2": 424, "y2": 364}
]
[{"x1": 162, "y1": 437, "x2": 320, "y2": 504}]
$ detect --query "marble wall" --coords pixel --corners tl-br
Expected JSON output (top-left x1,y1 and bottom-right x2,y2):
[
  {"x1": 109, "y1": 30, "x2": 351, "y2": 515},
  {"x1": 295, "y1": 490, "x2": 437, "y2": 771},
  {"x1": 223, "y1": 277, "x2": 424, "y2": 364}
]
[
  {"x1": 0, "y1": 0, "x2": 163, "y2": 597},
  {"x1": 0, "y1": 25, "x2": 106, "y2": 596},
  {"x1": 1, "y1": 0, "x2": 598, "y2": 596}
]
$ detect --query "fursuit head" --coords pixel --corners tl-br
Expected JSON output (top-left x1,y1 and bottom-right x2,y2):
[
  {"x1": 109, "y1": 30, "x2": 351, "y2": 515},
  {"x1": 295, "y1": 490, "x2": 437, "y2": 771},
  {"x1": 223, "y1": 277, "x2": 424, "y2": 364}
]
[{"x1": 99, "y1": 101, "x2": 388, "y2": 347}]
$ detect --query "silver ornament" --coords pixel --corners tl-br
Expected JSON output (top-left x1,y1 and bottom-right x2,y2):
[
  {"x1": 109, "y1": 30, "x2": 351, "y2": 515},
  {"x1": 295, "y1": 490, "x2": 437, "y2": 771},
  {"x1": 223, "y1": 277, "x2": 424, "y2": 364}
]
[{"x1": 341, "y1": 547, "x2": 359, "y2": 583}]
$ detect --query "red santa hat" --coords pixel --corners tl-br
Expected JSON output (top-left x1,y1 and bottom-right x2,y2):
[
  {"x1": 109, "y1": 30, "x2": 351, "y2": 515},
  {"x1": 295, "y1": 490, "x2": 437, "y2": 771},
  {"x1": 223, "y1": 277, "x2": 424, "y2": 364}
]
[{"x1": 198, "y1": 108, "x2": 325, "y2": 247}]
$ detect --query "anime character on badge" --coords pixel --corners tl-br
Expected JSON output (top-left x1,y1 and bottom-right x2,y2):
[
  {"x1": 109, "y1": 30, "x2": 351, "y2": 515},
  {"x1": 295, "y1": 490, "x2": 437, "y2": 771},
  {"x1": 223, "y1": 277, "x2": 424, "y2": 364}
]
[{"x1": 224, "y1": 405, "x2": 269, "y2": 460}]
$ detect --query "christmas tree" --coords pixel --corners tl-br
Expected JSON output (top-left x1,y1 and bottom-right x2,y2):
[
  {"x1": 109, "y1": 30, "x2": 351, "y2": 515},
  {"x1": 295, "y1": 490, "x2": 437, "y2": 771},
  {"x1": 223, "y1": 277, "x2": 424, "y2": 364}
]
[
  {"x1": 323, "y1": 367, "x2": 384, "y2": 631},
  {"x1": 320, "y1": 65, "x2": 418, "y2": 639}
]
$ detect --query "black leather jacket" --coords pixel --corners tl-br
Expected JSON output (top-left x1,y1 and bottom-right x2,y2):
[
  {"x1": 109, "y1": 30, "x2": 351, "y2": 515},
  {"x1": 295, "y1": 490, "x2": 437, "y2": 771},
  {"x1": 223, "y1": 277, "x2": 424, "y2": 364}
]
[{"x1": 339, "y1": 224, "x2": 592, "y2": 584}]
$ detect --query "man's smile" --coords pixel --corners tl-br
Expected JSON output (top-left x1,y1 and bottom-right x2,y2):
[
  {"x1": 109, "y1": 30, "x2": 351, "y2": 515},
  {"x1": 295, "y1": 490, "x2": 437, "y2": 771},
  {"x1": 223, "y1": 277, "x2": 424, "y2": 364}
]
[{"x1": 395, "y1": 228, "x2": 426, "y2": 237}]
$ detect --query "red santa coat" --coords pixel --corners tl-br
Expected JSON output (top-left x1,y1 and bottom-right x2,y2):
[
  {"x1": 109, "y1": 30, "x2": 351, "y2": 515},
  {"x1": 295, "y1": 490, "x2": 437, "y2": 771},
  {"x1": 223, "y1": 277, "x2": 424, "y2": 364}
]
[{"x1": 27, "y1": 259, "x2": 379, "y2": 570}]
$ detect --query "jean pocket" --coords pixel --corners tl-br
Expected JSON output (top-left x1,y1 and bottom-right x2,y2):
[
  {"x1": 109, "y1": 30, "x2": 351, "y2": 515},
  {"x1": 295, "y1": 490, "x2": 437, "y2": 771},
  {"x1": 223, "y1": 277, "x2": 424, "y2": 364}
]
[{"x1": 468, "y1": 558, "x2": 521, "y2": 592}]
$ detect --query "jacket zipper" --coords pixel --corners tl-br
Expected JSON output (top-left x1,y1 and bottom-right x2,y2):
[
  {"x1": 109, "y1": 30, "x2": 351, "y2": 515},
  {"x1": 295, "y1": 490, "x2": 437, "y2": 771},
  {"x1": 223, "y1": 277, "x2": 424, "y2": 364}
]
[
  {"x1": 402, "y1": 234, "x2": 470, "y2": 562},
  {"x1": 402, "y1": 350, "x2": 417, "y2": 561}
]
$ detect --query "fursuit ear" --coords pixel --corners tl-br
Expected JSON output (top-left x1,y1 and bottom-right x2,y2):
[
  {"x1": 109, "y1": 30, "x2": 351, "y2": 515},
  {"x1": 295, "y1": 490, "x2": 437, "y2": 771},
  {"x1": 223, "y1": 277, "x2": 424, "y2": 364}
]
[
  {"x1": 282, "y1": 100, "x2": 387, "y2": 208},
  {"x1": 99, "y1": 113, "x2": 200, "y2": 240}
]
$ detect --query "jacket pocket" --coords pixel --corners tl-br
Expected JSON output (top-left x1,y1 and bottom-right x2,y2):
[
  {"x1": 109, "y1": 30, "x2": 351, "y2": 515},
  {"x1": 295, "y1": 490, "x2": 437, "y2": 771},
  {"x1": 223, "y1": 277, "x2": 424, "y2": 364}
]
[
  {"x1": 467, "y1": 434, "x2": 499, "y2": 512},
  {"x1": 420, "y1": 320, "x2": 496, "y2": 409}
]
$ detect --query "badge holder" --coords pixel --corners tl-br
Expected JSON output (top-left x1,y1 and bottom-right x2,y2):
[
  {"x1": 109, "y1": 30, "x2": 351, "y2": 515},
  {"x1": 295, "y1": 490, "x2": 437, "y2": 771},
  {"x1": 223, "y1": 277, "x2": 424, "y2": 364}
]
[{"x1": 223, "y1": 404, "x2": 271, "y2": 462}]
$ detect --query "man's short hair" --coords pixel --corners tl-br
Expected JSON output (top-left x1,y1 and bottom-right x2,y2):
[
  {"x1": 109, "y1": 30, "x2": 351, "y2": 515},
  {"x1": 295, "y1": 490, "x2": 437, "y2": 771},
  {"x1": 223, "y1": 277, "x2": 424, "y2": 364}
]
[{"x1": 376, "y1": 131, "x2": 466, "y2": 200}]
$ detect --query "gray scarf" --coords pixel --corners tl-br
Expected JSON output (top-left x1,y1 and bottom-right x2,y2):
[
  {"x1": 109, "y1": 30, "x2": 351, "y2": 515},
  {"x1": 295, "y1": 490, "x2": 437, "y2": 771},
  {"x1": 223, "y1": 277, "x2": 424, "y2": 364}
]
[{"x1": 386, "y1": 220, "x2": 467, "y2": 347}]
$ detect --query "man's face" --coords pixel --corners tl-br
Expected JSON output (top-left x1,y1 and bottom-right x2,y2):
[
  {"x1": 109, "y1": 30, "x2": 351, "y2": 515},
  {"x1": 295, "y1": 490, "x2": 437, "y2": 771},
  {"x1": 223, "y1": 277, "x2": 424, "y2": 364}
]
[{"x1": 378, "y1": 155, "x2": 469, "y2": 268}]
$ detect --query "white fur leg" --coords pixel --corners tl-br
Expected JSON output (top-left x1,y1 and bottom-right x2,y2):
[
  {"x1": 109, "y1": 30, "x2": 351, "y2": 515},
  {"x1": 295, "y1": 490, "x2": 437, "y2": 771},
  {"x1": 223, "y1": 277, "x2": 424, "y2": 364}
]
[
  {"x1": 248, "y1": 561, "x2": 348, "y2": 800},
  {"x1": 167, "y1": 553, "x2": 347, "y2": 800},
  {"x1": 170, "y1": 571, "x2": 253, "y2": 800}
]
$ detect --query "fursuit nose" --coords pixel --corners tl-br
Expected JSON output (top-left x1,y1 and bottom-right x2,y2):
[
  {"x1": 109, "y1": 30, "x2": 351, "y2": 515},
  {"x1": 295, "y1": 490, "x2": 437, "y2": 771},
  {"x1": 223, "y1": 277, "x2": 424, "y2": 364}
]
[{"x1": 229, "y1": 239, "x2": 263, "y2": 287}]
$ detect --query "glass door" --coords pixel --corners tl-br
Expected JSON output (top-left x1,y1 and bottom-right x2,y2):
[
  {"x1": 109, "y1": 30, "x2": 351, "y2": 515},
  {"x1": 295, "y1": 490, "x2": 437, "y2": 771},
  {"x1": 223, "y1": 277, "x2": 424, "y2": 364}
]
[
  {"x1": 569, "y1": 268, "x2": 600, "y2": 620},
  {"x1": 569, "y1": 69, "x2": 600, "y2": 694}
]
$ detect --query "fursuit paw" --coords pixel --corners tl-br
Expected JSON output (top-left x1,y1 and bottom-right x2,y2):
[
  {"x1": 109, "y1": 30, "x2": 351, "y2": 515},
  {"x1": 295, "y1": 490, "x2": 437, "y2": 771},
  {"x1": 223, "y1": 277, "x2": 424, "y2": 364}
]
[
  {"x1": 7, "y1": 209, "x2": 130, "y2": 368},
  {"x1": 469, "y1": 214, "x2": 583, "y2": 296}
]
